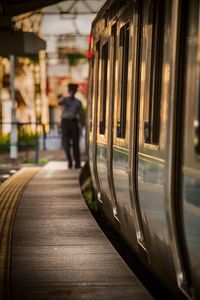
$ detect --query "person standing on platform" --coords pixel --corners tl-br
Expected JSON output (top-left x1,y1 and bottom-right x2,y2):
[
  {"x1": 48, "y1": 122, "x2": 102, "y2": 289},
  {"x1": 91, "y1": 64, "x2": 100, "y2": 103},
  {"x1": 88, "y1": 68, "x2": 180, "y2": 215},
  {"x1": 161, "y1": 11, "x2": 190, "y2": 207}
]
[{"x1": 58, "y1": 83, "x2": 84, "y2": 169}]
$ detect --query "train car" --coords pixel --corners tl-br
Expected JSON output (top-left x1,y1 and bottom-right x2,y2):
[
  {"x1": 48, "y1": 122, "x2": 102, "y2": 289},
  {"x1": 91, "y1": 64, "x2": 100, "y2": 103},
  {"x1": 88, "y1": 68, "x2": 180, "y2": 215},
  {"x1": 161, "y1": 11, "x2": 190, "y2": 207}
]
[{"x1": 88, "y1": 0, "x2": 200, "y2": 299}]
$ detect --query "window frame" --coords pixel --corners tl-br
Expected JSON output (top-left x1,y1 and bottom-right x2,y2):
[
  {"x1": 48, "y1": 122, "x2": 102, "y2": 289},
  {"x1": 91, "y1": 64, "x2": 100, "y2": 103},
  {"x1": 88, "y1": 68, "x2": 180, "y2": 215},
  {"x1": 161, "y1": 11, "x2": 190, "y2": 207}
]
[
  {"x1": 143, "y1": 0, "x2": 164, "y2": 146},
  {"x1": 99, "y1": 41, "x2": 109, "y2": 135},
  {"x1": 116, "y1": 22, "x2": 130, "y2": 139}
]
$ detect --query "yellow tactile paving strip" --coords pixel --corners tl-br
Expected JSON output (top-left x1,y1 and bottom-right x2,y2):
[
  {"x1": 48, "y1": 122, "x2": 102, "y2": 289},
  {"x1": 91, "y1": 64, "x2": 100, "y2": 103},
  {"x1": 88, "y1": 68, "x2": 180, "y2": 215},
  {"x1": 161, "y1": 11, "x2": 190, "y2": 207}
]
[{"x1": 0, "y1": 167, "x2": 40, "y2": 300}]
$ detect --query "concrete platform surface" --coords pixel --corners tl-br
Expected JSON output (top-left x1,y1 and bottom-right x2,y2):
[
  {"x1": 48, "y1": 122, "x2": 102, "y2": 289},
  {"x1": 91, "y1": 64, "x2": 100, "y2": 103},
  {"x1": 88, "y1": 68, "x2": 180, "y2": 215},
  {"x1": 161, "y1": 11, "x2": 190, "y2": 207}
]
[{"x1": 11, "y1": 161, "x2": 153, "y2": 300}]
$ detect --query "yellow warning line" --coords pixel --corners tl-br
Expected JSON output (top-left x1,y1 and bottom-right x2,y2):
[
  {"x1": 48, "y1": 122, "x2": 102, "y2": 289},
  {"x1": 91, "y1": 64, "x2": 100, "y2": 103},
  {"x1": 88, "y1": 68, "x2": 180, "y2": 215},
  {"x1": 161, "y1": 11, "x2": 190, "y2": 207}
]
[{"x1": 0, "y1": 167, "x2": 40, "y2": 300}]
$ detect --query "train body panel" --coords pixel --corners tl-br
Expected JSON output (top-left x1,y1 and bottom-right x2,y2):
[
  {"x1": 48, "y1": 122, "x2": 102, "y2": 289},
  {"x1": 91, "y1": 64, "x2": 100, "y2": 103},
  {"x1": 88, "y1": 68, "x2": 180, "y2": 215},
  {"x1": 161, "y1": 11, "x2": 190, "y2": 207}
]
[
  {"x1": 181, "y1": 1, "x2": 200, "y2": 297},
  {"x1": 112, "y1": 145, "x2": 138, "y2": 248},
  {"x1": 88, "y1": 0, "x2": 200, "y2": 298}
]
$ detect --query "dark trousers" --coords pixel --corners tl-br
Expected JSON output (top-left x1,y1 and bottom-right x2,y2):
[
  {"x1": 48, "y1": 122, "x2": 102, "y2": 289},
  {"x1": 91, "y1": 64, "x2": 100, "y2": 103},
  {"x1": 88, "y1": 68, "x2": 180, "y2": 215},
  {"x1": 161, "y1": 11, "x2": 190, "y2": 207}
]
[{"x1": 61, "y1": 118, "x2": 80, "y2": 168}]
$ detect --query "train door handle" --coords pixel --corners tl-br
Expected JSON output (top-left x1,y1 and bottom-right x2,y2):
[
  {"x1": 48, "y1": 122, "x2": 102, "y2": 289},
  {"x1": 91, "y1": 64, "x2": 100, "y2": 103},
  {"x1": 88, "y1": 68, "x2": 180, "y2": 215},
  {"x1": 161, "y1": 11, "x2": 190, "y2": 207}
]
[
  {"x1": 144, "y1": 121, "x2": 150, "y2": 143},
  {"x1": 194, "y1": 119, "x2": 200, "y2": 154}
]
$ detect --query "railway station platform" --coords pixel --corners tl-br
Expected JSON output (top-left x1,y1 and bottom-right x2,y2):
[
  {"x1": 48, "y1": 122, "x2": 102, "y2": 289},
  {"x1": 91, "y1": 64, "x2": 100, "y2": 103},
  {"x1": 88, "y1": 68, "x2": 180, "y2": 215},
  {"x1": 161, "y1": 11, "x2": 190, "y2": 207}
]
[{"x1": 0, "y1": 161, "x2": 153, "y2": 300}]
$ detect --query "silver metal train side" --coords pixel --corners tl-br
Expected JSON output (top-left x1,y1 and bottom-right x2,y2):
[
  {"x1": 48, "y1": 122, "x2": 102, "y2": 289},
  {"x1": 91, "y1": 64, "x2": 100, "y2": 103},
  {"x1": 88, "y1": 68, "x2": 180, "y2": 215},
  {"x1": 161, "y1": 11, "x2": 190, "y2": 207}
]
[{"x1": 88, "y1": 0, "x2": 200, "y2": 299}]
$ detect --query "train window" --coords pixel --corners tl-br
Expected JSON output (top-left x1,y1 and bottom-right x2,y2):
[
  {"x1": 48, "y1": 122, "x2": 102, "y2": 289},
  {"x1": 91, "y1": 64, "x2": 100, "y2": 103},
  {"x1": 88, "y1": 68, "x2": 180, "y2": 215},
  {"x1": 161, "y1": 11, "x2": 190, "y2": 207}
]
[
  {"x1": 117, "y1": 23, "x2": 129, "y2": 139},
  {"x1": 193, "y1": 9, "x2": 200, "y2": 154},
  {"x1": 194, "y1": 73, "x2": 200, "y2": 155},
  {"x1": 94, "y1": 41, "x2": 100, "y2": 129},
  {"x1": 143, "y1": 0, "x2": 164, "y2": 145},
  {"x1": 99, "y1": 42, "x2": 108, "y2": 135},
  {"x1": 89, "y1": 55, "x2": 94, "y2": 132},
  {"x1": 111, "y1": 23, "x2": 117, "y2": 113}
]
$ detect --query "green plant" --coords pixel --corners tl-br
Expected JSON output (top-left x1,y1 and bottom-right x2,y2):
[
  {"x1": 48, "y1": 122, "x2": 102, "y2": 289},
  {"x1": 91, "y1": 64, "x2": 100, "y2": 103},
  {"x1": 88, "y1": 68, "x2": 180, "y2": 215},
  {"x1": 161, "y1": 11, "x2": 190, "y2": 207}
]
[
  {"x1": 0, "y1": 129, "x2": 37, "y2": 152},
  {"x1": 18, "y1": 126, "x2": 37, "y2": 150},
  {"x1": 82, "y1": 180, "x2": 97, "y2": 212},
  {"x1": 21, "y1": 157, "x2": 48, "y2": 165},
  {"x1": 0, "y1": 133, "x2": 10, "y2": 152},
  {"x1": 67, "y1": 53, "x2": 87, "y2": 66}
]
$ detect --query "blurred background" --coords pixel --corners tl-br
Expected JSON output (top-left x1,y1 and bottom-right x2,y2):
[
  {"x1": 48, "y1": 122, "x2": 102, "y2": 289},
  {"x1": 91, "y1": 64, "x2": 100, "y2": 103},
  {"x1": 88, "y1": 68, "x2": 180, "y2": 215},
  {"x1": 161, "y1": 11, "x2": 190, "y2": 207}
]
[{"x1": 0, "y1": 0, "x2": 106, "y2": 166}]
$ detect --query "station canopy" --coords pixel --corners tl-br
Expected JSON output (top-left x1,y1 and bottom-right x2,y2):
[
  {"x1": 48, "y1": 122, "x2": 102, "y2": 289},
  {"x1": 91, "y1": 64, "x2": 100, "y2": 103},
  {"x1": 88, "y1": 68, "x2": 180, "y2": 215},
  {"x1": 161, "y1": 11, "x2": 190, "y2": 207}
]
[
  {"x1": 11, "y1": 1, "x2": 106, "y2": 55},
  {"x1": 40, "y1": 0, "x2": 106, "y2": 37},
  {"x1": 0, "y1": 0, "x2": 106, "y2": 17},
  {"x1": 6, "y1": 1, "x2": 106, "y2": 52}
]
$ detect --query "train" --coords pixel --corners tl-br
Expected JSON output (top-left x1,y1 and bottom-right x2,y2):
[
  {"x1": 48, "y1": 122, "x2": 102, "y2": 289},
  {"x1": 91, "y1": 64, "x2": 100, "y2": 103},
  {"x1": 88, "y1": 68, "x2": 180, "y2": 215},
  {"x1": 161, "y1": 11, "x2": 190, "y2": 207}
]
[{"x1": 87, "y1": 0, "x2": 200, "y2": 299}]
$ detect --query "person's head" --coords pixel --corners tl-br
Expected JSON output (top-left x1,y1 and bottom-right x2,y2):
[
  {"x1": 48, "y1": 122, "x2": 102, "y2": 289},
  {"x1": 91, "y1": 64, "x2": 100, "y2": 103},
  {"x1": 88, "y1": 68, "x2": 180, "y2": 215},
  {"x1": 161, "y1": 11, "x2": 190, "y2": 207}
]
[{"x1": 68, "y1": 83, "x2": 78, "y2": 96}]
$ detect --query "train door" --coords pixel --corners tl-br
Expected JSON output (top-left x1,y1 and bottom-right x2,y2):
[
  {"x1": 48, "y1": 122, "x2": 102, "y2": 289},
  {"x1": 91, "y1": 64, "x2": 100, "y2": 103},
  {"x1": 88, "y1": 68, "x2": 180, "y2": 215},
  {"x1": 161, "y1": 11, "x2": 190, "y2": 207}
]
[
  {"x1": 112, "y1": 4, "x2": 138, "y2": 248},
  {"x1": 95, "y1": 30, "x2": 114, "y2": 214},
  {"x1": 89, "y1": 40, "x2": 102, "y2": 198},
  {"x1": 170, "y1": 1, "x2": 200, "y2": 298},
  {"x1": 136, "y1": 0, "x2": 180, "y2": 292},
  {"x1": 106, "y1": 21, "x2": 121, "y2": 221},
  {"x1": 129, "y1": 0, "x2": 147, "y2": 254},
  {"x1": 181, "y1": 3, "x2": 200, "y2": 296},
  {"x1": 88, "y1": 54, "x2": 95, "y2": 185}
]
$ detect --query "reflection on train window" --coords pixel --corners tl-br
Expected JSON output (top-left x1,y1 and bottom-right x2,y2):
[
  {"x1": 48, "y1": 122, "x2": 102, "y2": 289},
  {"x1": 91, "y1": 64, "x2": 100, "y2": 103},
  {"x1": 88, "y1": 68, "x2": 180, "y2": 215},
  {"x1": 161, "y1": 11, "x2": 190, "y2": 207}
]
[
  {"x1": 99, "y1": 42, "x2": 108, "y2": 135},
  {"x1": 117, "y1": 23, "x2": 129, "y2": 139},
  {"x1": 95, "y1": 41, "x2": 100, "y2": 130},
  {"x1": 89, "y1": 55, "x2": 94, "y2": 132},
  {"x1": 111, "y1": 23, "x2": 117, "y2": 120},
  {"x1": 143, "y1": 0, "x2": 164, "y2": 145},
  {"x1": 194, "y1": 6, "x2": 200, "y2": 154},
  {"x1": 194, "y1": 74, "x2": 200, "y2": 154}
]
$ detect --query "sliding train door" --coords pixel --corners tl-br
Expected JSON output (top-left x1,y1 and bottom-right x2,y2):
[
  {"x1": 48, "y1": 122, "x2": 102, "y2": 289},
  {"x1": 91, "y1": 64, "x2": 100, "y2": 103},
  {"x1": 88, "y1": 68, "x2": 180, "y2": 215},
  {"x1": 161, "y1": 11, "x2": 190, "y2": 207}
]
[
  {"x1": 95, "y1": 31, "x2": 114, "y2": 213},
  {"x1": 136, "y1": 0, "x2": 180, "y2": 293},
  {"x1": 111, "y1": 4, "x2": 138, "y2": 248},
  {"x1": 129, "y1": 0, "x2": 147, "y2": 255},
  {"x1": 178, "y1": 1, "x2": 200, "y2": 298},
  {"x1": 165, "y1": 1, "x2": 200, "y2": 298},
  {"x1": 89, "y1": 41, "x2": 101, "y2": 197},
  {"x1": 106, "y1": 21, "x2": 121, "y2": 221}
]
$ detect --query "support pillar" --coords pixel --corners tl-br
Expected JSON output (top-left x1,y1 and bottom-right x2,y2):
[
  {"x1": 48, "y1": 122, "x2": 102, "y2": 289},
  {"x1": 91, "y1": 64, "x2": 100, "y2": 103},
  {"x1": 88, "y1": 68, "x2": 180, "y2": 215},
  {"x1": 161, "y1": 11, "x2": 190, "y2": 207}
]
[{"x1": 10, "y1": 55, "x2": 18, "y2": 160}]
